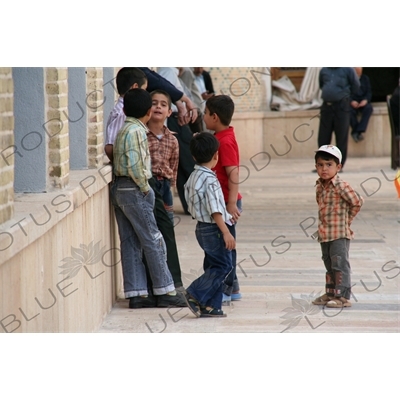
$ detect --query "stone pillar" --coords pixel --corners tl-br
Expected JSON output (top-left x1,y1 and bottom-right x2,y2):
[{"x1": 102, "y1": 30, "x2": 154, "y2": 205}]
[
  {"x1": 45, "y1": 67, "x2": 70, "y2": 188},
  {"x1": 102, "y1": 67, "x2": 119, "y2": 144},
  {"x1": 86, "y1": 67, "x2": 104, "y2": 168},
  {"x1": 0, "y1": 68, "x2": 14, "y2": 225}
]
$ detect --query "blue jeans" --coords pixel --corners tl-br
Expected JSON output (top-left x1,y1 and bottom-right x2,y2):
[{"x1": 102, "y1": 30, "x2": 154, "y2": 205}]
[
  {"x1": 206, "y1": 199, "x2": 242, "y2": 295},
  {"x1": 110, "y1": 177, "x2": 175, "y2": 297},
  {"x1": 187, "y1": 221, "x2": 233, "y2": 309},
  {"x1": 154, "y1": 177, "x2": 174, "y2": 223}
]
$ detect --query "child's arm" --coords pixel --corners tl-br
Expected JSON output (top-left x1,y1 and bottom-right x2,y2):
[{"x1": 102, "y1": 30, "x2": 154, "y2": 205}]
[
  {"x1": 225, "y1": 166, "x2": 241, "y2": 221},
  {"x1": 342, "y1": 183, "x2": 364, "y2": 224},
  {"x1": 212, "y1": 212, "x2": 236, "y2": 250}
]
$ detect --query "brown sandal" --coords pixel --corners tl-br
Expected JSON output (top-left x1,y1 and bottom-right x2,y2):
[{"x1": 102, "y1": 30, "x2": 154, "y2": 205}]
[
  {"x1": 312, "y1": 293, "x2": 333, "y2": 305},
  {"x1": 326, "y1": 297, "x2": 352, "y2": 308}
]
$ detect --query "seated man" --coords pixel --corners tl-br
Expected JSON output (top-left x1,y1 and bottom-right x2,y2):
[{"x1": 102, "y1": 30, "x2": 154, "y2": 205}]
[{"x1": 350, "y1": 67, "x2": 373, "y2": 142}]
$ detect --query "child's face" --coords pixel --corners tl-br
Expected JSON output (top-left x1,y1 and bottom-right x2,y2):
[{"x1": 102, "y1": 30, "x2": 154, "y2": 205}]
[
  {"x1": 315, "y1": 157, "x2": 341, "y2": 181},
  {"x1": 203, "y1": 107, "x2": 217, "y2": 131},
  {"x1": 150, "y1": 93, "x2": 172, "y2": 122}
]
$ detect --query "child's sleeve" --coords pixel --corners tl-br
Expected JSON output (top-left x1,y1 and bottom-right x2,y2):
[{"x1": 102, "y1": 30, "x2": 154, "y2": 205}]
[
  {"x1": 341, "y1": 183, "x2": 364, "y2": 224},
  {"x1": 170, "y1": 137, "x2": 179, "y2": 187}
]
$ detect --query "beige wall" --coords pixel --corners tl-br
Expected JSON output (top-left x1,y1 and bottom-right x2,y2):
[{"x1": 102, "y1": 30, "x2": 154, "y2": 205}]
[
  {"x1": 0, "y1": 67, "x2": 118, "y2": 333},
  {"x1": 232, "y1": 105, "x2": 391, "y2": 160},
  {"x1": 0, "y1": 171, "x2": 115, "y2": 332}
]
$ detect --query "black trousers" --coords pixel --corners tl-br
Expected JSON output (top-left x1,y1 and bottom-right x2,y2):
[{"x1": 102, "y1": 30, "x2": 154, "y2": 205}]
[
  {"x1": 350, "y1": 103, "x2": 373, "y2": 134},
  {"x1": 143, "y1": 177, "x2": 183, "y2": 288},
  {"x1": 318, "y1": 98, "x2": 351, "y2": 167},
  {"x1": 167, "y1": 116, "x2": 195, "y2": 215}
]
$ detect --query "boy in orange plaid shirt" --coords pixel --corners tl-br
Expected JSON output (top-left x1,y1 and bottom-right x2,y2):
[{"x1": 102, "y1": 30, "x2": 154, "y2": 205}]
[
  {"x1": 312, "y1": 145, "x2": 364, "y2": 308},
  {"x1": 147, "y1": 90, "x2": 179, "y2": 223}
]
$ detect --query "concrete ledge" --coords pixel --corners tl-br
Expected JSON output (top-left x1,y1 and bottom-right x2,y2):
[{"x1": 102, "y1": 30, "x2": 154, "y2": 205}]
[{"x1": 0, "y1": 164, "x2": 112, "y2": 263}]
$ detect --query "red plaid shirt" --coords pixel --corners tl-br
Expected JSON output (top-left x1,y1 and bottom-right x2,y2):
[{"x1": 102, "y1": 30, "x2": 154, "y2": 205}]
[
  {"x1": 147, "y1": 126, "x2": 179, "y2": 187},
  {"x1": 316, "y1": 174, "x2": 364, "y2": 242}
]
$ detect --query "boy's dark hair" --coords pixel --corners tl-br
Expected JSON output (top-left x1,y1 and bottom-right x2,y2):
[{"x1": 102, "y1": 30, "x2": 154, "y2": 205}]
[
  {"x1": 150, "y1": 89, "x2": 172, "y2": 109},
  {"x1": 116, "y1": 67, "x2": 147, "y2": 96},
  {"x1": 315, "y1": 151, "x2": 340, "y2": 165},
  {"x1": 190, "y1": 132, "x2": 220, "y2": 164},
  {"x1": 123, "y1": 89, "x2": 152, "y2": 119},
  {"x1": 205, "y1": 95, "x2": 235, "y2": 126}
]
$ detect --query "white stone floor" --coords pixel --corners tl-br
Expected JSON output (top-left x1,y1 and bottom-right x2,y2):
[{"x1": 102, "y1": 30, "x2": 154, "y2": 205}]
[{"x1": 97, "y1": 157, "x2": 400, "y2": 333}]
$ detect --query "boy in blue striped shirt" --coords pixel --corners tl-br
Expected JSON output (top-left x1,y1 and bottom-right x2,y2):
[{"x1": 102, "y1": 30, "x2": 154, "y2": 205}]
[{"x1": 183, "y1": 132, "x2": 235, "y2": 317}]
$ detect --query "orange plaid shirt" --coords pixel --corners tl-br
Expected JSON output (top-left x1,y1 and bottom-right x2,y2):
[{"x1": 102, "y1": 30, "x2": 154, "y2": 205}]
[
  {"x1": 316, "y1": 174, "x2": 364, "y2": 242},
  {"x1": 147, "y1": 126, "x2": 179, "y2": 187}
]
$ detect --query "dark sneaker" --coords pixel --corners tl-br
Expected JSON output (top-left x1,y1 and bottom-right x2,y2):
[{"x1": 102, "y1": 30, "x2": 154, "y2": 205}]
[
  {"x1": 183, "y1": 293, "x2": 201, "y2": 317},
  {"x1": 157, "y1": 292, "x2": 187, "y2": 308},
  {"x1": 175, "y1": 286, "x2": 187, "y2": 295},
  {"x1": 129, "y1": 296, "x2": 157, "y2": 309},
  {"x1": 200, "y1": 307, "x2": 227, "y2": 318}
]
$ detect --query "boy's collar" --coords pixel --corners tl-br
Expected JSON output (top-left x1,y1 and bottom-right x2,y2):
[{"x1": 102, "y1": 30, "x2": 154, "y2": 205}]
[{"x1": 316, "y1": 173, "x2": 340, "y2": 186}]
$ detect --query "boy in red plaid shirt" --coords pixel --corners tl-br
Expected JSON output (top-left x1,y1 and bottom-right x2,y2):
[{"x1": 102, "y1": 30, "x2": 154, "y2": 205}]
[
  {"x1": 147, "y1": 90, "x2": 179, "y2": 223},
  {"x1": 312, "y1": 145, "x2": 364, "y2": 308}
]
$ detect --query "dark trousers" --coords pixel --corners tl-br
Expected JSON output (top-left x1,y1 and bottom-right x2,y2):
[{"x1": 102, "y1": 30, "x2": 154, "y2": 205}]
[
  {"x1": 320, "y1": 239, "x2": 351, "y2": 299},
  {"x1": 318, "y1": 98, "x2": 351, "y2": 167},
  {"x1": 143, "y1": 177, "x2": 183, "y2": 288},
  {"x1": 350, "y1": 103, "x2": 373, "y2": 134},
  {"x1": 167, "y1": 116, "x2": 195, "y2": 214}
]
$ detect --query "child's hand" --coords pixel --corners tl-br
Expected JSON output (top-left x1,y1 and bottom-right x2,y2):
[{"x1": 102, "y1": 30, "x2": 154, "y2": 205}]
[
  {"x1": 227, "y1": 203, "x2": 241, "y2": 222},
  {"x1": 222, "y1": 231, "x2": 236, "y2": 250}
]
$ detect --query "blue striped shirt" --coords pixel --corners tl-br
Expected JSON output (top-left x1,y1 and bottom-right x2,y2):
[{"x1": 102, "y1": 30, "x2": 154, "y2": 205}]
[{"x1": 184, "y1": 165, "x2": 232, "y2": 224}]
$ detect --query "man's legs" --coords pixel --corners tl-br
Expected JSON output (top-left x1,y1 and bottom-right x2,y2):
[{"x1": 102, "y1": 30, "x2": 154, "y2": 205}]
[
  {"x1": 318, "y1": 103, "x2": 334, "y2": 148},
  {"x1": 167, "y1": 116, "x2": 195, "y2": 214},
  {"x1": 357, "y1": 103, "x2": 373, "y2": 136},
  {"x1": 332, "y1": 98, "x2": 351, "y2": 167}
]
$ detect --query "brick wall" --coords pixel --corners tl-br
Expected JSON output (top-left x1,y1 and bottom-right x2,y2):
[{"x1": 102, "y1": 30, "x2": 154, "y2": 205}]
[
  {"x1": 208, "y1": 67, "x2": 268, "y2": 112},
  {"x1": 0, "y1": 68, "x2": 14, "y2": 225},
  {"x1": 86, "y1": 67, "x2": 104, "y2": 168},
  {"x1": 45, "y1": 67, "x2": 70, "y2": 188}
]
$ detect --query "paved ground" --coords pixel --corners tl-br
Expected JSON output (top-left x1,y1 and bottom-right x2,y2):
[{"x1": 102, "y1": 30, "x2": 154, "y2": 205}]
[{"x1": 98, "y1": 156, "x2": 400, "y2": 333}]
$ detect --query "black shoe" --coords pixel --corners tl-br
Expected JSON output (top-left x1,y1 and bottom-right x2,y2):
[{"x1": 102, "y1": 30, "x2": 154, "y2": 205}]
[
  {"x1": 351, "y1": 132, "x2": 359, "y2": 143},
  {"x1": 358, "y1": 133, "x2": 365, "y2": 141},
  {"x1": 157, "y1": 292, "x2": 188, "y2": 308},
  {"x1": 129, "y1": 296, "x2": 157, "y2": 309},
  {"x1": 200, "y1": 307, "x2": 227, "y2": 318}
]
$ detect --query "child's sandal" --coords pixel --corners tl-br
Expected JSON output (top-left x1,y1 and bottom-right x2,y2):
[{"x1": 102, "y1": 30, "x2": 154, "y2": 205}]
[
  {"x1": 326, "y1": 297, "x2": 352, "y2": 308},
  {"x1": 200, "y1": 307, "x2": 227, "y2": 318}
]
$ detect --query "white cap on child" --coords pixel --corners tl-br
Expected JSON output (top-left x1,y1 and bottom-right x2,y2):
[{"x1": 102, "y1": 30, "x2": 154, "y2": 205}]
[{"x1": 316, "y1": 145, "x2": 342, "y2": 164}]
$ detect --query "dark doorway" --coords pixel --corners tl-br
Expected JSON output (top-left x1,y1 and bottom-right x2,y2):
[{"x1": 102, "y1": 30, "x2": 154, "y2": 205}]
[{"x1": 362, "y1": 67, "x2": 400, "y2": 102}]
